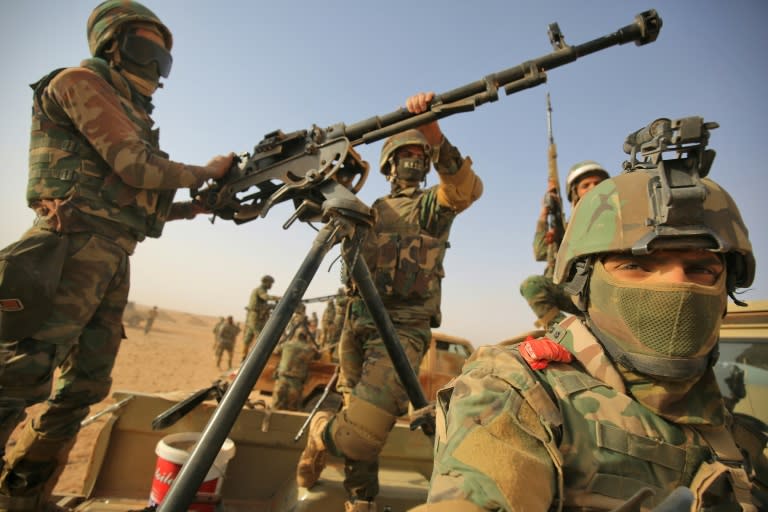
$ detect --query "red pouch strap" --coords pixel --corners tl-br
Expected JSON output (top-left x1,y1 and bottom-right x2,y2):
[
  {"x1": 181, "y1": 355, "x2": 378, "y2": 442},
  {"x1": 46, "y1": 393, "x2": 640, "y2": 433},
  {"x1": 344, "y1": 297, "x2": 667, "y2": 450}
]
[{"x1": 519, "y1": 336, "x2": 572, "y2": 370}]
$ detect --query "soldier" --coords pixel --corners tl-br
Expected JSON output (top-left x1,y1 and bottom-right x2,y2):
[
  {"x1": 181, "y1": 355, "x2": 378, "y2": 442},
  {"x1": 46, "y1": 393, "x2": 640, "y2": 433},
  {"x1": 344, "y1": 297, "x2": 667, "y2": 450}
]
[
  {"x1": 296, "y1": 91, "x2": 483, "y2": 512},
  {"x1": 143, "y1": 305, "x2": 158, "y2": 335},
  {"x1": 318, "y1": 296, "x2": 337, "y2": 350},
  {"x1": 214, "y1": 316, "x2": 239, "y2": 370},
  {"x1": 212, "y1": 316, "x2": 225, "y2": 349},
  {"x1": 418, "y1": 118, "x2": 767, "y2": 511},
  {"x1": 242, "y1": 275, "x2": 280, "y2": 361},
  {"x1": 273, "y1": 305, "x2": 319, "y2": 411},
  {"x1": 0, "y1": 1, "x2": 233, "y2": 509},
  {"x1": 519, "y1": 160, "x2": 609, "y2": 328}
]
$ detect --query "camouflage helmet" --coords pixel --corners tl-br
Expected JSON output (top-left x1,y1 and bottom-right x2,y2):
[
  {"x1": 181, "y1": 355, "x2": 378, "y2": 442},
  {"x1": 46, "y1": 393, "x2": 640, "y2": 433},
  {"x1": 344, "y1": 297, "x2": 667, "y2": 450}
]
[
  {"x1": 554, "y1": 171, "x2": 755, "y2": 291},
  {"x1": 87, "y1": 0, "x2": 173, "y2": 58},
  {"x1": 565, "y1": 160, "x2": 609, "y2": 203},
  {"x1": 379, "y1": 129, "x2": 431, "y2": 177},
  {"x1": 261, "y1": 275, "x2": 275, "y2": 284}
]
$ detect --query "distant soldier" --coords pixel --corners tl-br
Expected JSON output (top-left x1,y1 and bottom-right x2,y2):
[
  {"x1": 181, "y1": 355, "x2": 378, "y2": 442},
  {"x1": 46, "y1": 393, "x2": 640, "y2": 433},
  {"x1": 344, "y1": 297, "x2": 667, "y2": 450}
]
[
  {"x1": 242, "y1": 275, "x2": 280, "y2": 361},
  {"x1": 519, "y1": 161, "x2": 609, "y2": 328},
  {"x1": 212, "y1": 316, "x2": 225, "y2": 349},
  {"x1": 143, "y1": 305, "x2": 159, "y2": 335},
  {"x1": 329, "y1": 287, "x2": 348, "y2": 354},
  {"x1": 214, "y1": 316, "x2": 240, "y2": 370},
  {"x1": 273, "y1": 305, "x2": 318, "y2": 411},
  {"x1": 308, "y1": 314, "x2": 319, "y2": 343},
  {"x1": 319, "y1": 296, "x2": 336, "y2": 348}
]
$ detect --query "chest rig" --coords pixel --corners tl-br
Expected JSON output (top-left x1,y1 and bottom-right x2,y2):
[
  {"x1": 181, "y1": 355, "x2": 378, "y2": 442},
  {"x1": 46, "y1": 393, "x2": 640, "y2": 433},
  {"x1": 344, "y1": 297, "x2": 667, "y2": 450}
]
[{"x1": 27, "y1": 58, "x2": 175, "y2": 239}]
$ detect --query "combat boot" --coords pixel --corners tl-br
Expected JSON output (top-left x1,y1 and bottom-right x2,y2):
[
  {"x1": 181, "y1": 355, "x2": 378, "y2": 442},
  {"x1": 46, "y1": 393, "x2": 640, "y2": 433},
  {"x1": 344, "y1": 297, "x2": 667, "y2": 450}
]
[
  {"x1": 344, "y1": 499, "x2": 376, "y2": 512},
  {"x1": 296, "y1": 411, "x2": 332, "y2": 488}
]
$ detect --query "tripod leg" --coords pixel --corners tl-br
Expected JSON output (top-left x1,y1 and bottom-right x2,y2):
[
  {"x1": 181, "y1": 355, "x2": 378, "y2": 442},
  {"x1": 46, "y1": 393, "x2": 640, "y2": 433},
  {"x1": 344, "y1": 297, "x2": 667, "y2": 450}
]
[{"x1": 344, "y1": 246, "x2": 434, "y2": 437}]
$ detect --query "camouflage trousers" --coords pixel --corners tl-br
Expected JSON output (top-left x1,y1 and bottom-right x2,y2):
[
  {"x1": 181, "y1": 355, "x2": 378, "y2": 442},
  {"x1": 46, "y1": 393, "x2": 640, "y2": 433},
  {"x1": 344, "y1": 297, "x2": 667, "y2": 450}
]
[
  {"x1": 331, "y1": 298, "x2": 429, "y2": 501},
  {"x1": 214, "y1": 339, "x2": 234, "y2": 369},
  {"x1": 0, "y1": 229, "x2": 128, "y2": 509},
  {"x1": 241, "y1": 320, "x2": 266, "y2": 361},
  {"x1": 273, "y1": 375, "x2": 303, "y2": 411},
  {"x1": 519, "y1": 274, "x2": 581, "y2": 328}
]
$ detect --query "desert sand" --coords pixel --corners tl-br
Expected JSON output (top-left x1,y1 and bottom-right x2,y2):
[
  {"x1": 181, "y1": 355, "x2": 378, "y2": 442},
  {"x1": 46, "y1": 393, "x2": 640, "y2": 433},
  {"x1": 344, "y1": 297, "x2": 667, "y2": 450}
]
[{"x1": 7, "y1": 305, "x2": 231, "y2": 497}]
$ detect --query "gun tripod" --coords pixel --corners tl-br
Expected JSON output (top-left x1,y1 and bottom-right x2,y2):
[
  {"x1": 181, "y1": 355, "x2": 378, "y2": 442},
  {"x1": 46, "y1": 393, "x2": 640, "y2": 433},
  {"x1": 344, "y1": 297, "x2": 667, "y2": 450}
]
[{"x1": 158, "y1": 182, "x2": 434, "y2": 512}]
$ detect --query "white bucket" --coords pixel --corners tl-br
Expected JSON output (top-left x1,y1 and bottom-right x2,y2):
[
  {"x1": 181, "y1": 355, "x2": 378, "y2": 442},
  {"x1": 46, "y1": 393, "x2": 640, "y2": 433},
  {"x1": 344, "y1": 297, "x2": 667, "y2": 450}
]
[{"x1": 149, "y1": 432, "x2": 236, "y2": 512}]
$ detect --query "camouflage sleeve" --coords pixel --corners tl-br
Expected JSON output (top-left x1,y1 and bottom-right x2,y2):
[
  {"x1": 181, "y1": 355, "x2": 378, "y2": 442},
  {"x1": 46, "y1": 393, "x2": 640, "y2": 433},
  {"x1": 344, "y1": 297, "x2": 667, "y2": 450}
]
[
  {"x1": 427, "y1": 346, "x2": 557, "y2": 511},
  {"x1": 432, "y1": 137, "x2": 483, "y2": 213},
  {"x1": 246, "y1": 288, "x2": 260, "y2": 311},
  {"x1": 45, "y1": 67, "x2": 210, "y2": 190},
  {"x1": 533, "y1": 216, "x2": 548, "y2": 262}
]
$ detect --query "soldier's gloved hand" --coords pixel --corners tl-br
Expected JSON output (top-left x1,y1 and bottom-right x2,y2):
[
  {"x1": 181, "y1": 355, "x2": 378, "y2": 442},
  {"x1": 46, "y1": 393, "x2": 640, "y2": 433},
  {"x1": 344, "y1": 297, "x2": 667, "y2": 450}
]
[{"x1": 204, "y1": 152, "x2": 236, "y2": 180}]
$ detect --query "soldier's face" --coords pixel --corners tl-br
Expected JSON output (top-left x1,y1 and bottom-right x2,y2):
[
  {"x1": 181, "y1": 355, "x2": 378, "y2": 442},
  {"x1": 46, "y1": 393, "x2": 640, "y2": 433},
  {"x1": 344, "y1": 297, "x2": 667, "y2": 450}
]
[
  {"x1": 602, "y1": 249, "x2": 724, "y2": 287},
  {"x1": 575, "y1": 174, "x2": 605, "y2": 200}
]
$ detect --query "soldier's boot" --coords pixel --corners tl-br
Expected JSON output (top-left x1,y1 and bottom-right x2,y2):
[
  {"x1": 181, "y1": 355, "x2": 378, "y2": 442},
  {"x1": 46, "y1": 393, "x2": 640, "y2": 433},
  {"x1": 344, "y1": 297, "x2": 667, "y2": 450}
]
[
  {"x1": 296, "y1": 411, "x2": 332, "y2": 488},
  {"x1": 344, "y1": 500, "x2": 376, "y2": 512}
]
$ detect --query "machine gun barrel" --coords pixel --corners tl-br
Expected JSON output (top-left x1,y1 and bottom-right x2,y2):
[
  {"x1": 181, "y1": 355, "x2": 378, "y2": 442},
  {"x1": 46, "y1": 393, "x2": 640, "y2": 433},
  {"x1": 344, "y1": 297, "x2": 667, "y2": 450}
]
[{"x1": 339, "y1": 10, "x2": 661, "y2": 146}]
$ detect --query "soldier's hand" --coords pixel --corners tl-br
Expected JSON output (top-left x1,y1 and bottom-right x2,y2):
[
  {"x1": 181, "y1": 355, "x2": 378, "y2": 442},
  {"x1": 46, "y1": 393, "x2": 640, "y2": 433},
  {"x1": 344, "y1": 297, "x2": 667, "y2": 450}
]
[
  {"x1": 204, "y1": 152, "x2": 236, "y2": 180},
  {"x1": 406, "y1": 91, "x2": 443, "y2": 147}
]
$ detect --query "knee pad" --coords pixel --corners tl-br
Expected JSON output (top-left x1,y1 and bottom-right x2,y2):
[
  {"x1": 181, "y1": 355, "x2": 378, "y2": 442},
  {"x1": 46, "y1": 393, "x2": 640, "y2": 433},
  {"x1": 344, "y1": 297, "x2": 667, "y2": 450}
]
[{"x1": 330, "y1": 396, "x2": 396, "y2": 462}]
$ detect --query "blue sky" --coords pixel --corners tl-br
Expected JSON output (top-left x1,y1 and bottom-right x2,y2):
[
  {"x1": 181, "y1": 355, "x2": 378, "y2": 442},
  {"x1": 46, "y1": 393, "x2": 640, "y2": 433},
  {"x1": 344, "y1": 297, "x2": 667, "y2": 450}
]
[{"x1": 2, "y1": 1, "x2": 766, "y2": 346}]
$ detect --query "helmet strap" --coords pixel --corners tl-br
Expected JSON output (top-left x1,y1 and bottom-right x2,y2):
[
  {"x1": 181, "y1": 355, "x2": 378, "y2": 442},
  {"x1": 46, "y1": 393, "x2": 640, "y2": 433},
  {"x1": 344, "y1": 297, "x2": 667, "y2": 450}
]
[{"x1": 563, "y1": 257, "x2": 593, "y2": 311}]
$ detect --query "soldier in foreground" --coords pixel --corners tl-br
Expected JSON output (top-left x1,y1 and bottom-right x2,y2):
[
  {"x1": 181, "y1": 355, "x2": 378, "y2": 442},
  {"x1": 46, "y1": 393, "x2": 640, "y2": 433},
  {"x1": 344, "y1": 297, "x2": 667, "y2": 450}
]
[
  {"x1": 296, "y1": 91, "x2": 483, "y2": 512},
  {"x1": 519, "y1": 160, "x2": 608, "y2": 328},
  {"x1": 214, "y1": 316, "x2": 240, "y2": 370},
  {"x1": 273, "y1": 305, "x2": 318, "y2": 411},
  {"x1": 242, "y1": 275, "x2": 280, "y2": 362},
  {"x1": 418, "y1": 118, "x2": 767, "y2": 511},
  {"x1": 0, "y1": 1, "x2": 233, "y2": 509}
]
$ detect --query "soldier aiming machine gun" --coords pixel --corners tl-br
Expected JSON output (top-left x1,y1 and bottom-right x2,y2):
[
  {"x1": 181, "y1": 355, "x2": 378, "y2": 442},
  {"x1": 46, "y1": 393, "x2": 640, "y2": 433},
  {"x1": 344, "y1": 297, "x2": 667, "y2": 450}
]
[{"x1": 158, "y1": 11, "x2": 662, "y2": 512}]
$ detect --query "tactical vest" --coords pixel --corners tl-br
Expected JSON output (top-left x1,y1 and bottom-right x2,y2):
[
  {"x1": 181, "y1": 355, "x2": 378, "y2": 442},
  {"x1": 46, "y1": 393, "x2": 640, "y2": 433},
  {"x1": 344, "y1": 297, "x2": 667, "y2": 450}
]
[
  {"x1": 362, "y1": 188, "x2": 449, "y2": 325},
  {"x1": 27, "y1": 58, "x2": 175, "y2": 240},
  {"x1": 217, "y1": 322, "x2": 239, "y2": 343},
  {"x1": 500, "y1": 320, "x2": 757, "y2": 511}
]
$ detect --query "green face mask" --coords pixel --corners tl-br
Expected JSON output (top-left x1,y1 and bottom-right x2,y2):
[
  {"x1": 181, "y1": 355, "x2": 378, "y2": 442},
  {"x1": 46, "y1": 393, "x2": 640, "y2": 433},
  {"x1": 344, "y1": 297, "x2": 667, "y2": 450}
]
[{"x1": 587, "y1": 260, "x2": 726, "y2": 379}]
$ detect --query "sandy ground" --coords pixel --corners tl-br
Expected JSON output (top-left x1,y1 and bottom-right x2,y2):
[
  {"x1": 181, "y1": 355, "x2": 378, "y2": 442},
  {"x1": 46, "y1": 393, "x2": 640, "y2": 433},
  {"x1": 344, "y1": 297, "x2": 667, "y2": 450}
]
[{"x1": 7, "y1": 306, "x2": 232, "y2": 497}]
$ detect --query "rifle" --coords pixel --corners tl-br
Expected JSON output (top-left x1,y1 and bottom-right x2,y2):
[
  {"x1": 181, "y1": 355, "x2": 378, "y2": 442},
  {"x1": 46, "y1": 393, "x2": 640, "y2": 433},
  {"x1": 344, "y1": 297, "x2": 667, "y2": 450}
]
[
  {"x1": 544, "y1": 93, "x2": 566, "y2": 275},
  {"x1": 81, "y1": 395, "x2": 134, "y2": 428},
  {"x1": 300, "y1": 293, "x2": 337, "y2": 304},
  {"x1": 160, "y1": 12, "x2": 663, "y2": 512},
  {"x1": 151, "y1": 380, "x2": 228, "y2": 431},
  {"x1": 294, "y1": 366, "x2": 340, "y2": 442}
]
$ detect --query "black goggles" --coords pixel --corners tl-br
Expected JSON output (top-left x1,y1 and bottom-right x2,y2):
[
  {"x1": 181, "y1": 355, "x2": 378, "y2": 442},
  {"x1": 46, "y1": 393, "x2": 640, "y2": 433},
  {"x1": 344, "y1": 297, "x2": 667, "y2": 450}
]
[{"x1": 120, "y1": 34, "x2": 173, "y2": 78}]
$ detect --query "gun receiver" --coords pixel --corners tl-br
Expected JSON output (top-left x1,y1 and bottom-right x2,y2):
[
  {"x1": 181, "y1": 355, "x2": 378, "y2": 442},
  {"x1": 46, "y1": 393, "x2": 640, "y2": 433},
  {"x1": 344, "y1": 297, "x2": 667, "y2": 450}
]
[{"x1": 194, "y1": 10, "x2": 662, "y2": 225}]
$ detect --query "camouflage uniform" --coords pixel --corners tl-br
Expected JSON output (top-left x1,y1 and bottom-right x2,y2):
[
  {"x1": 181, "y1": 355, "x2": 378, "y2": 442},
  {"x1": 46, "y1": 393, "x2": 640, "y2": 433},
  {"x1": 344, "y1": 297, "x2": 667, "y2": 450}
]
[
  {"x1": 520, "y1": 161, "x2": 608, "y2": 329},
  {"x1": 299, "y1": 127, "x2": 483, "y2": 505},
  {"x1": 214, "y1": 317, "x2": 240, "y2": 370},
  {"x1": 0, "y1": 2, "x2": 229, "y2": 508},
  {"x1": 420, "y1": 123, "x2": 766, "y2": 511},
  {"x1": 273, "y1": 315, "x2": 318, "y2": 411},
  {"x1": 242, "y1": 279, "x2": 279, "y2": 360},
  {"x1": 518, "y1": 216, "x2": 579, "y2": 327},
  {"x1": 319, "y1": 298, "x2": 336, "y2": 351}
]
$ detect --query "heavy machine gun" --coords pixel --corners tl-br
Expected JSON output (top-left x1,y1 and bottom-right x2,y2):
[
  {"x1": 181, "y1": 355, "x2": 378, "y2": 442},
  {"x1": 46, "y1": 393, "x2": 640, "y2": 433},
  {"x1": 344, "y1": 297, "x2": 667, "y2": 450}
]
[
  {"x1": 159, "y1": 11, "x2": 662, "y2": 512},
  {"x1": 193, "y1": 10, "x2": 661, "y2": 226}
]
